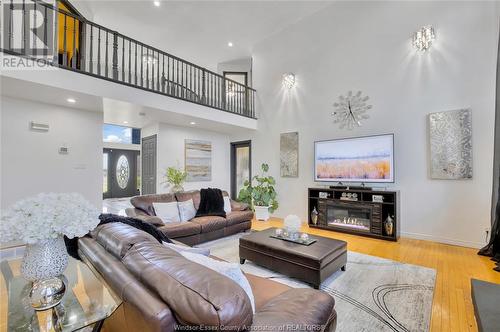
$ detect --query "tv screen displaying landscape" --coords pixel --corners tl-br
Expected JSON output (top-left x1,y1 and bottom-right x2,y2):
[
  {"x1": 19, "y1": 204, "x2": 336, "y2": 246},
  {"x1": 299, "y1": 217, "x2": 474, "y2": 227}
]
[{"x1": 314, "y1": 134, "x2": 394, "y2": 183}]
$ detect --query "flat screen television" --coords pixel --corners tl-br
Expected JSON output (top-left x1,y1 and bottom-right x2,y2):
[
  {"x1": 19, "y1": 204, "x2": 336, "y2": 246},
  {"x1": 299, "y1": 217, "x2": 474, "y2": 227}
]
[{"x1": 314, "y1": 134, "x2": 394, "y2": 183}]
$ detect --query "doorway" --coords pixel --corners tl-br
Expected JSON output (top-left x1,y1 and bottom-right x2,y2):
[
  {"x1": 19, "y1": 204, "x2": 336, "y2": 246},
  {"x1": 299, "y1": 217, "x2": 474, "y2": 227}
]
[
  {"x1": 142, "y1": 135, "x2": 157, "y2": 195},
  {"x1": 103, "y1": 148, "x2": 140, "y2": 199},
  {"x1": 223, "y1": 72, "x2": 249, "y2": 116},
  {"x1": 230, "y1": 140, "x2": 251, "y2": 199}
]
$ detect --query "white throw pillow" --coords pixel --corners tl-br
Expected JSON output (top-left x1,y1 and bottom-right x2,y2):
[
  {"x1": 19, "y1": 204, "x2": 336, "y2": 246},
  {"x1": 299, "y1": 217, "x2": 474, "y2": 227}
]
[
  {"x1": 162, "y1": 241, "x2": 210, "y2": 256},
  {"x1": 180, "y1": 251, "x2": 255, "y2": 313},
  {"x1": 153, "y1": 202, "x2": 180, "y2": 223},
  {"x1": 178, "y1": 199, "x2": 197, "y2": 222},
  {"x1": 223, "y1": 196, "x2": 232, "y2": 214}
]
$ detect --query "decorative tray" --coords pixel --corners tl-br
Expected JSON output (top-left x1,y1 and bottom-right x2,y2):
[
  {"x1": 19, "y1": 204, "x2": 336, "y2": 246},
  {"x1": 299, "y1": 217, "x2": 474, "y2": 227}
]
[{"x1": 269, "y1": 235, "x2": 317, "y2": 246}]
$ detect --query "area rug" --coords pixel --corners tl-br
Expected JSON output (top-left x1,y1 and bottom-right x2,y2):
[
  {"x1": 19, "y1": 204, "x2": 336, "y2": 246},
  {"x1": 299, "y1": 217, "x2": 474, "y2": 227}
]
[{"x1": 196, "y1": 232, "x2": 436, "y2": 332}]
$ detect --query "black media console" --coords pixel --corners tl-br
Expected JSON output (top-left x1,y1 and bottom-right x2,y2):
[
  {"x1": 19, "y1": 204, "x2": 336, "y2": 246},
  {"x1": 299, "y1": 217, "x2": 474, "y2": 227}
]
[{"x1": 308, "y1": 187, "x2": 400, "y2": 241}]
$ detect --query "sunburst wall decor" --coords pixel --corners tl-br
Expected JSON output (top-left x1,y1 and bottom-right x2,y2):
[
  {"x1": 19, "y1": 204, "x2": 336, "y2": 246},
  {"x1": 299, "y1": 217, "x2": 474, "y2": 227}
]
[{"x1": 331, "y1": 91, "x2": 372, "y2": 130}]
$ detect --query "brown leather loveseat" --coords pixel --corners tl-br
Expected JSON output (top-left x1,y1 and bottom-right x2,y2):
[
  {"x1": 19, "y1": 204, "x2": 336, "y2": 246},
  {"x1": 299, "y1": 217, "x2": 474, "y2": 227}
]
[
  {"x1": 126, "y1": 190, "x2": 253, "y2": 245},
  {"x1": 78, "y1": 223, "x2": 337, "y2": 331}
]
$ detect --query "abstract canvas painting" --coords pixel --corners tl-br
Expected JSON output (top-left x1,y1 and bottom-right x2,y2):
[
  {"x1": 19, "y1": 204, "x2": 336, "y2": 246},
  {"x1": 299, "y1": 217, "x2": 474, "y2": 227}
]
[
  {"x1": 185, "y1": 139, "x2": 212, "y2": 181},
  {"x1": 280, "y1": 132, "x2": 299, "y2": 177},
  {"x1": 429, "y1": 109, "x2": 472, "y2": 179},
  {"x1": 315, "y1": 134, "x2": 394, "y2": 182}
]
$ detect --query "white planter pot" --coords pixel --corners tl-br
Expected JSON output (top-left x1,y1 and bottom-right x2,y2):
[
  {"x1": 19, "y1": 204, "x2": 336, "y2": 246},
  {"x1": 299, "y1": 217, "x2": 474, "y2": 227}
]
[{"x1": 254, "y1": 206, "x2": 270, "y2": 221}]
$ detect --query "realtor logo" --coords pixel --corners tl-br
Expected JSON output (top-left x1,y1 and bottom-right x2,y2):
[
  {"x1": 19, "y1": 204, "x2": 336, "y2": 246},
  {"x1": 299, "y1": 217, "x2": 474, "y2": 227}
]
[{"x1": 1, "y1": 0, "x2": 56, "y2": 69}]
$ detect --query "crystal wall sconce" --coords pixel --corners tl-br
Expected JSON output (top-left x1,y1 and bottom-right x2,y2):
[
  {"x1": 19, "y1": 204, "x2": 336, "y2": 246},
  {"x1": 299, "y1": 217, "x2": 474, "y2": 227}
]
[
  {"x1": 412, "y1": 25, "x2": 435, "y2": 52},
  {"x1": 282, "y1": 73, "x2": 295, "y2": 89}
]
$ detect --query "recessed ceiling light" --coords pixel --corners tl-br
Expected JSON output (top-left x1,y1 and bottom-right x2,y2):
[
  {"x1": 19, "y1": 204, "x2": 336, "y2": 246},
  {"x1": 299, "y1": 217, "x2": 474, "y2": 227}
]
[
  {"x1": 66, "y1": 98, "x2": 76, "y2": 103},
  {"x1": 153, "y1": 1, "x2": 160, "y2": 7},
  {"x1": 227, "y1": 42, "x2": 233, "y2": 47},
  {"x1": 190, "y1": 121, "x2": 196, "y2": 125},
  {"x1": 123, "y1": 121, "x2": 129, "y2": 124}
]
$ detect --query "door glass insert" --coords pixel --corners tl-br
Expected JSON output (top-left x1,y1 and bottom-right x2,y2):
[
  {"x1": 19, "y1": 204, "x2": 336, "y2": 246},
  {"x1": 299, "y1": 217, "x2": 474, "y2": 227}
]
[
  {"x1": 235, "y1": 146, "x2": 250, "y2": 196},
  {"x1": 103, "y1": 153, "x2": 108, "y2": 193},
  {"x1": 137, "y1": 154, "x2": 141, "y2": 193},
  {"x1": 116, "y1": 155, "x2": 130, "y2": 189}
]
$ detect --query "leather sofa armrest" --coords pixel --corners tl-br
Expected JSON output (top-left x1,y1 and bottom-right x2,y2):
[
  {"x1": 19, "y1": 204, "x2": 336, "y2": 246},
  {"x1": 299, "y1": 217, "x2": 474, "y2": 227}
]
[
  {"x1": 134, "y1": 214, "x2": 165, "y2": 227},
  {"x1": 251, "y1": 289, "x2": 337, "y2": 332},
  {"x1": 78, "y1": 237, "x2": 177, "y2": 332},
  {"x1": 230, "y1": 200, "x2": 250, "y2": 211},
  {"x1": 125, "y1": 207, "x2": 144, "y2": 217},
  {"x1": 126, "y1": 208, "x2": 164, "y2": 227}
]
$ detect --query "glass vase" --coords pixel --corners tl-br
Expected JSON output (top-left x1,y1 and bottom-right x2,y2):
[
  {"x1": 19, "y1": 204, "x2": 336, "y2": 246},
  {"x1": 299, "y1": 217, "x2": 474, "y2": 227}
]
[
  {"x1": 171, "y1": 184, "x2": 185, "y2": 193},
  {"x1": 21, "y1": 235, "x2": 68, "y2": 310}
]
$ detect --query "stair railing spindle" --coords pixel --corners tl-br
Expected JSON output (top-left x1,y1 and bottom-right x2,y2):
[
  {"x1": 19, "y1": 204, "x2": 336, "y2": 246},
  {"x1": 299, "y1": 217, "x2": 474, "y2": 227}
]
[
  {"x1": 128, "y1": 39, "x2": 131, "y2": 83},
  {"x1": 89, "y1": 26, "x2": 93, "y2": 73},
  {"x1": 72, "y1": 17, "x2": 77, "y2": 68},
  {"x1": 105, "y1": 31, "x2": 109, "y2": 77},
  {"x1": 97, "y1": 28, "x2": 101, "y2": 75}
]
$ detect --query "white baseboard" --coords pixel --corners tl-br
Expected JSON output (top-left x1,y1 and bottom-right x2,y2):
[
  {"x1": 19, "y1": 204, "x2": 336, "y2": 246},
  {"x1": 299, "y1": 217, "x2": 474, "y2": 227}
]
[{"x1": 401, "y1": 231, "x2": 485, "y2": 249}]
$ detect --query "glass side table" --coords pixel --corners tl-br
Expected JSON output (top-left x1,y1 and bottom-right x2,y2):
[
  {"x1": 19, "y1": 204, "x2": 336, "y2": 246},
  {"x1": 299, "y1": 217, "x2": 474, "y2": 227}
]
[{"x1": 0, "y1": 256, "x2": 121, "y2": 332}]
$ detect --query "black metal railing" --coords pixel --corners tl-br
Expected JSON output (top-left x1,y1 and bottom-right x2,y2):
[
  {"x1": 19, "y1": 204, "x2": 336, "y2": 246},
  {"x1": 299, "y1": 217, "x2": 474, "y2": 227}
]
[{"x1": 1, "y1": 0, "x2": 256, "y2": 118}]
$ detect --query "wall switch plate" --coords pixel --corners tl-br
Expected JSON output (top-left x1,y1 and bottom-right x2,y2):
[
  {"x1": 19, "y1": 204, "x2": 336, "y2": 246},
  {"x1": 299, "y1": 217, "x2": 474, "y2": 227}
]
[{"x1": 59, "y1": 147, "x2": 69, "y2": 154}]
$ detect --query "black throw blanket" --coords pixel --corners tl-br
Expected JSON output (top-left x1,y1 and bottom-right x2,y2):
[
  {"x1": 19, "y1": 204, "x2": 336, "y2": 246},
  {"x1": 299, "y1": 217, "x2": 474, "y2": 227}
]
[
  {"x1": 65, "y1": 213, "x2": 172, "y2": 260},
  {"x1": 195, "y1": 188, "x2": 226, "y2": 218}
]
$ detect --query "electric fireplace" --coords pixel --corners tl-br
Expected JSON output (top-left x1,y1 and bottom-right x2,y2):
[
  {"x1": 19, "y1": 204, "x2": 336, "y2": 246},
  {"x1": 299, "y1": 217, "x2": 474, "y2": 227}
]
[
  {"x1": 327, "y1": 203, "x2": 372, "y2": 232},
  {"x1": 308, "y1": 187, "x2": 399, "y2": 241}
]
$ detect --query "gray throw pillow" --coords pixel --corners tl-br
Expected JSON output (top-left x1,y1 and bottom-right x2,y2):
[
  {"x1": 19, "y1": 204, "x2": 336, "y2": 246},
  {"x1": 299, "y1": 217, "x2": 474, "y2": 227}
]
[{"x1": 178, "y1": 199, "x2": 197, "y2": 221}]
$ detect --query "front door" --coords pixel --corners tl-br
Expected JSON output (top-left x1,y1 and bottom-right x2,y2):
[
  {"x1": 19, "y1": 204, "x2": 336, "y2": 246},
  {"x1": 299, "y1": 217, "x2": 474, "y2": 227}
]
[{"x1": 103, "y1": 148, "x2": 139, "y2": 198}]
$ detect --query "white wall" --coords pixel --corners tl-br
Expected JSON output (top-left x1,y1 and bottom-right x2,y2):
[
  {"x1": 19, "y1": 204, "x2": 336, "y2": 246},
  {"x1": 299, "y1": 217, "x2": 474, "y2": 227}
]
[
  {"x1": 217, "y1": 58, "x2": 253, "y2": 87},
  {"x1": 2, "y1": 62, "x2": 257, "y2": 131},
  {"x1": 156, "y1": 123, "x2": 231, "y2": 193},
  {"x1": 1, "y1": 97, "x2": 103, "y2": 209},
  {"x1": 233, "y1": 1, "x2": 499, "y2": 248}
]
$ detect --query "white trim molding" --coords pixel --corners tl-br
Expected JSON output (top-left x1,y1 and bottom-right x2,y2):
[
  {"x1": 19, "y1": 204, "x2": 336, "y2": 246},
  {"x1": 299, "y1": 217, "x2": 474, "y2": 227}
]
[{"x1": 401, "y1": 231, "x2": 485, "y2": 249}]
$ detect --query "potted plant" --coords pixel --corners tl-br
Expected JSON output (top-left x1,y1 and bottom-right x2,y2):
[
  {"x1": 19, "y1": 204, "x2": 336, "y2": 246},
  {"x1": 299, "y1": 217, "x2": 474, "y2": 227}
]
[
  {"x1": 164, "y1": 166, "x2": 187, "y2": 193},
  {"x1": 238, "y1": 163, "x2": 278, "y2": 221}
]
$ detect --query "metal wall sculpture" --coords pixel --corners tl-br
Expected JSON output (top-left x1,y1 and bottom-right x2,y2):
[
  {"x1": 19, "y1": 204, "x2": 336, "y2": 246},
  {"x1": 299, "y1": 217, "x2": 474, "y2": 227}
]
[
  {"x1": 429, "y1": 109, "x2": 473, "y2": 179},
  {"x1": 280, "y1": 132, "x2": 299, "y2": 177}
]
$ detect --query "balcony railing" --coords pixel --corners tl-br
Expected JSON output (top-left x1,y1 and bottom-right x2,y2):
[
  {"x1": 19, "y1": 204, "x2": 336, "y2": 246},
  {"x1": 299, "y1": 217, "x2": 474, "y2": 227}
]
[{"x1": 1, "y1": 0, "x2": 256, "y2": 118}]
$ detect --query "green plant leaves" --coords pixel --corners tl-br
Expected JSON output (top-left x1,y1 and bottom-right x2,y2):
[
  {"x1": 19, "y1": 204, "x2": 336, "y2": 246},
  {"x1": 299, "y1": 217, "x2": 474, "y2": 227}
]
[
  {"x1": 236, "y1": 163, "x2": 278, "y2": 212},
  {"x1": 165, "y1": 166, "x2": 187, "y2": 186}
]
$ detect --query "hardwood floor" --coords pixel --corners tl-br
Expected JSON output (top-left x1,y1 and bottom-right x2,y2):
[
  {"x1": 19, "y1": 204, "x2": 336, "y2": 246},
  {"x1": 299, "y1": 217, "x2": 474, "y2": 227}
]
[{"x1": 252, "y1": 217, "x2": 500, "y2": 332}]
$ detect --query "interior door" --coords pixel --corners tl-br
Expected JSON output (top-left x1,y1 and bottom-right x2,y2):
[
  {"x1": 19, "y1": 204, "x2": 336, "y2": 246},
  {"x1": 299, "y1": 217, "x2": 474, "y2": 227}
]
[
  {"x1": 230, "y1": 140, "x2": 251, "y2": 199},
  {"x1": 103, "y1": 148, "x2": 139, "y2": 198},
  {"x1": 142, "y1": 135, "x2": 157, "y2": 195}
]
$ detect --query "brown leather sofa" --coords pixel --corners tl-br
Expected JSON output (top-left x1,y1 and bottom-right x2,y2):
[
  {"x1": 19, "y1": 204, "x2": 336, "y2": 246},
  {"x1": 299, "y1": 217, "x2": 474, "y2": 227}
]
[
  {"x1": 78, "y1": 222, "x2": 337, "y2": 331},
  {"x1": 126, "y1": 190, "x2": 253, "y2": 246}
]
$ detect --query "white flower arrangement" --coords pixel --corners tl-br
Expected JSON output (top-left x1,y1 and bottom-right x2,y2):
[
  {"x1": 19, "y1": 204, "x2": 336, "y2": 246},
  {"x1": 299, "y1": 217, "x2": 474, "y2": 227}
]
[{"x1": 0, "y1": 193, "x2": 100, "y2": 244}]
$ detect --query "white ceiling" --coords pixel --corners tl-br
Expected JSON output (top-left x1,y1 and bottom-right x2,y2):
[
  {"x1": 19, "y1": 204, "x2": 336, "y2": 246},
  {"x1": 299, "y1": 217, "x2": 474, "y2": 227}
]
[
  {"x1": 1, "y1": 76, "x2": 256, "y2": 134},
  {"x1": 74, "y1": 0, "x2": 330, "y2": 70}
]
